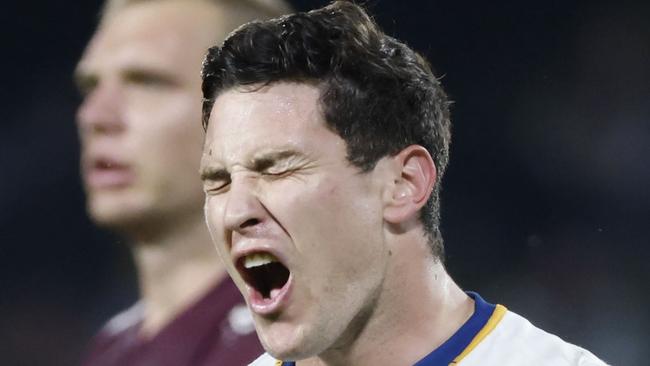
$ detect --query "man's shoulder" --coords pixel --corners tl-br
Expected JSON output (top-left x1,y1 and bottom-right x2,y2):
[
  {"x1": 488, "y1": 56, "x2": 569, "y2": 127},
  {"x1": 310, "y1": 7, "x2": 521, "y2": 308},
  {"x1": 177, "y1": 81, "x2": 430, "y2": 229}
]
[
  {"x1": 248, "y1": 352, "x2": 280, "y2": 366},
  {"x1": 79, "y1": 302, "x2": 143, "y2": 365},
  {"x1": 82, "y1": 279, "x2": 263, "y2": 365},
  {"x1": 98, "y1": 302, "x2": 144, "y2": 337},
  {"x1": 460, "y1": 309, "x2": 609, "y2": 366}
]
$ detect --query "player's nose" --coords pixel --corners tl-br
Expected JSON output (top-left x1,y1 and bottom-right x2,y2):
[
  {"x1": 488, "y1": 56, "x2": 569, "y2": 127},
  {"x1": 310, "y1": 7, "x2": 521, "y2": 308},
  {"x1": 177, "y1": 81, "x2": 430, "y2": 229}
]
[
  {"x1": 223, "y1": 175, "x2": 267, "y2": 236},
  {"x1": 76, "y1": 81, "x2": 125, "y2": 136}
]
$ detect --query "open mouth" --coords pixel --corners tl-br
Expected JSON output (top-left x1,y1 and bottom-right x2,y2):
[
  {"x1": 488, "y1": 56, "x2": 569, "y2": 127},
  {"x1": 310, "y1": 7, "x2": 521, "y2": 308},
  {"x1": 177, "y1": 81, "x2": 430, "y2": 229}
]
[{"x1": 237, "y1": 252, "x2": 291, "y2": 300}]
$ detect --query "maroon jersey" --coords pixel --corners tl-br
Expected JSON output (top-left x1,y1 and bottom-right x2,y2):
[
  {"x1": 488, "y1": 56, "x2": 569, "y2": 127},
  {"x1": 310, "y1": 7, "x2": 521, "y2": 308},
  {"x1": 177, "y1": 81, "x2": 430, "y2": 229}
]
[{"x1": 80, "y1": 279, "x2": 262, "y2": 366}]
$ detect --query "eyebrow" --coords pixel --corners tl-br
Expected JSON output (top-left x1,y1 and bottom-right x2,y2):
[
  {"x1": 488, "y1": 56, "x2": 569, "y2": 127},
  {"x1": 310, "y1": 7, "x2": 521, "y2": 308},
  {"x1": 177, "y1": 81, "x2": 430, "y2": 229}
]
[
  {"x1": 250, "y1": 150, "x2": 305, "y2": 172},
  {"x1": 122, "y1": 67, "x2": 179, "y2": 87},
  {"x1": 199, "y1": 166, "x2": 229, "y2": 182},
  {"x1": 73, "y1": 68, "x2": 97, "y2": 94},
  {"x1": 72, "y1": 65, "x2": 179, "y2": 94},
  {"x1": 200, "y1": 149, "x2": 307, "y2": 181}
]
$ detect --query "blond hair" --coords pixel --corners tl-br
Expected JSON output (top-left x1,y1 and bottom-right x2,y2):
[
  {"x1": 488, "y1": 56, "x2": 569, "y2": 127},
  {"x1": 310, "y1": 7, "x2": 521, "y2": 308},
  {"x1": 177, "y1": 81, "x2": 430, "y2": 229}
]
[{"x1": 100, "y1": 0, "x2": 292, "y2": 26}]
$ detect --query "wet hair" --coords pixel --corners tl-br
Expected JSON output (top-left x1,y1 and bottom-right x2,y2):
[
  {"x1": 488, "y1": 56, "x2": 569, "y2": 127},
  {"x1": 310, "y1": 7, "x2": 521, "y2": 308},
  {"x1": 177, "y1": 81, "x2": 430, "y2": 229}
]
[{"x1": 201, "y1": 1, "x2": 452, "y2": 259}]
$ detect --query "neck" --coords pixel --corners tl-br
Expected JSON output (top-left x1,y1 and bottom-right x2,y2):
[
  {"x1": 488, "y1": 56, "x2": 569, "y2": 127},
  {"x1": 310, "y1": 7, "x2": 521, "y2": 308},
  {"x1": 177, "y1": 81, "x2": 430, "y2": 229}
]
[
  {"x1": 128, "y1": 213, "x2": 227, "y2": 338},
  {"x1": 301, "y1": 234, "x2": 473, "y2": 366}
]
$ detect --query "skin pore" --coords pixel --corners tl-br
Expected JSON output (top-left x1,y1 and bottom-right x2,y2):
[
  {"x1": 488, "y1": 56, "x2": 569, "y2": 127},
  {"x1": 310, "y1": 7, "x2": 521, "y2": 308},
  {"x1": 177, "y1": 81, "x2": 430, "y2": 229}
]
[{"x1": 201, "y1": 82, "x2": 474, "y2": 365}]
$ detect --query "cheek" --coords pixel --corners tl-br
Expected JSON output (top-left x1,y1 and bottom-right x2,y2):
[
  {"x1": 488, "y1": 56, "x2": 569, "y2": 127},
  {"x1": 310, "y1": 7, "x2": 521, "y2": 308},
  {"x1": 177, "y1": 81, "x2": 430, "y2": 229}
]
[
  {"x1": 268, "y1": 175, "x2": 383, "y2": 265},
  {"x1": 204, "y1": 197, "x2": 226, "y2": 241},
  {"x1": 205, "y1": 197, "x2": 249, "y2": 290},
  {"x1": 129, "y1": 96, "x2": 204, "y2": 179},
  {"x1": 129, "y1": 91, "x2": 202, "y2": 147}
]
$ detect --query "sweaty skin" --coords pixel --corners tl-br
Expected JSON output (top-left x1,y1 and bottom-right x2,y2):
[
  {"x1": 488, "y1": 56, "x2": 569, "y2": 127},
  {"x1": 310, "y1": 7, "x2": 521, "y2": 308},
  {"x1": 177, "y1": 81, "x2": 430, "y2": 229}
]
[{"x1": 201, "y1": 82, "x2": 474, "y2": 365}]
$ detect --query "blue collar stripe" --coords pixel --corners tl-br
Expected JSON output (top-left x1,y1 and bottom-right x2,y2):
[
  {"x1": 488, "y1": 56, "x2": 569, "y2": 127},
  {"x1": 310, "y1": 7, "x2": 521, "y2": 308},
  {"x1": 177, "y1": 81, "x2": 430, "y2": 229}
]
[
  {"x1": 281, "y1": 292, "x2": 496, "y2": 366},
  {"x1": 414, "y1": 292, "x2": 496, "y2": 366}
]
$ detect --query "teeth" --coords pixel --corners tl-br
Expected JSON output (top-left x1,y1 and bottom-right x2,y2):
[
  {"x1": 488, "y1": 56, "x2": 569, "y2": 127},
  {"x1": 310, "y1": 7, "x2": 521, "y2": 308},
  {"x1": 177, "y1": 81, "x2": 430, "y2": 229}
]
[{"x1": 243, "y1": 253, "x2": 278, "y2": 269}]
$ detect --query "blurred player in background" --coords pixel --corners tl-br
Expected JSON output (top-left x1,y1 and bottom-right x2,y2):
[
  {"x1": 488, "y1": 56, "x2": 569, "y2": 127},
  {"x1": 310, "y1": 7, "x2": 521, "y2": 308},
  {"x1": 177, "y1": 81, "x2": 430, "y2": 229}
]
[
  {"x1": 200, "y1": 2, "x2": 610, "y2": 365},
  {"x1": 74, "y1": 0, "x2": 291, "y2": 364}
]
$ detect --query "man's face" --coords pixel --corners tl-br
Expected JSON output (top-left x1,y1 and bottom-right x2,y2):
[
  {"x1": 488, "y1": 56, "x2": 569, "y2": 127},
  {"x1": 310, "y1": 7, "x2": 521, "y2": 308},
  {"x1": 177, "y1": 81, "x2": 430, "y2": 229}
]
[
  {"x1": 75, "y1": 1, "x2": 225, "y2": 231},
  {"x1": 201, "y1": 82, "x2": 392, "y2": 359}
]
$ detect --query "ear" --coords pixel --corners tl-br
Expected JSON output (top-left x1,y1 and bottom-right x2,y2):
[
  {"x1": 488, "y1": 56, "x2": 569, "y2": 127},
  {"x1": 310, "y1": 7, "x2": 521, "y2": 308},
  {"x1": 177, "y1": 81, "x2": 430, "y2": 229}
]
[{"x1": 383, "y1": 145, "x2": 437, "y2": 224}]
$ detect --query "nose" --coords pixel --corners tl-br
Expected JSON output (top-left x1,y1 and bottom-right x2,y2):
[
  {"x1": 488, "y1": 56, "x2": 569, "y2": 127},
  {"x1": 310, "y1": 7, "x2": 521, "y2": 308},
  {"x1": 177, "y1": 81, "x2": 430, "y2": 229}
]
[
  {"x1": 76, "y1": 81, "x2": 125, "y2": 136},
  {"x1": 223, "y1": 174, "x2": 266, "y2": 236}
]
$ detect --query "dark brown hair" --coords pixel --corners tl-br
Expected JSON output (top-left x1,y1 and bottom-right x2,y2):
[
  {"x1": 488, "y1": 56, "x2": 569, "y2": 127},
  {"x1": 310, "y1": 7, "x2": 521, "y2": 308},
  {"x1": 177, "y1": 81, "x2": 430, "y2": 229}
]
[{"x1": 201, "y1": 1, "x2": 452, "y2": 259}]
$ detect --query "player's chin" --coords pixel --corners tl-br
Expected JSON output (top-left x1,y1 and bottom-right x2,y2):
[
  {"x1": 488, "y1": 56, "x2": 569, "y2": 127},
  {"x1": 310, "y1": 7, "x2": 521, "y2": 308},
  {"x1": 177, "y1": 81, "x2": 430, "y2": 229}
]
[
  {"x1": 258, "y1": 323, "x2": 325, "y2": 362},
  {"x1": 86, "y1": 195, "x2": 152, "y2": 232},
  {"x1": 264, "y1": 344, "x2": 315, "y2": 363},
  {"x1": 87, "y1": 199, "x2": 127, "y2": 227}
]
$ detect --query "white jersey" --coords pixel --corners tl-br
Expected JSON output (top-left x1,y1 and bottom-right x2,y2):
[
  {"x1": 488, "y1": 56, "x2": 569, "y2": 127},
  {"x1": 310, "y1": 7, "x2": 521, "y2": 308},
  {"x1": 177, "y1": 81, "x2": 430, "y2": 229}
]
[
  {"x1": 249, "y1": 293, "x2": 609, "y2": 366},
  {"x1": 454, "y1": 307, "x2": 607, "y2": 366}
]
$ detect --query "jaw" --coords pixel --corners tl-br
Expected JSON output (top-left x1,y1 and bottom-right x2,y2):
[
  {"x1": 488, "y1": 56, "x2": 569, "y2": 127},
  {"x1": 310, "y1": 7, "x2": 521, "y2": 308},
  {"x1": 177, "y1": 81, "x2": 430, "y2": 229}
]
[
  {"x1": 254, "y1": 315, "x2": 318, "y2": 362},
  {"x1": 278, "y1": 265, "x2": 389, "y2": 364}
]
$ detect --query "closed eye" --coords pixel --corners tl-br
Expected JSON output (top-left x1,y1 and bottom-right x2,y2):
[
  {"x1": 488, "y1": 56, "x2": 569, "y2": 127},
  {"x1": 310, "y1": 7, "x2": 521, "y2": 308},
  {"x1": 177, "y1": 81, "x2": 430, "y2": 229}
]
[
  {"x1": 262, "y1": 168, "x2": 295, "y2": 178},
  {"x1": 204, "y1": 179, "x2": 231, "y2": 194},
  {"x1": 201, "y1": 167, "x2": 230, "y2": 194}
]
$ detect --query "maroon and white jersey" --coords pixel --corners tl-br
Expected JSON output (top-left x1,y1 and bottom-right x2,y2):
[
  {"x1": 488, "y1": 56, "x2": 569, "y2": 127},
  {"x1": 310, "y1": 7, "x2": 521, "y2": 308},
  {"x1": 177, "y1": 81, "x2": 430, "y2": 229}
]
[{"x1": 80, "y1": 279, "x2": 262, "y2": 366}]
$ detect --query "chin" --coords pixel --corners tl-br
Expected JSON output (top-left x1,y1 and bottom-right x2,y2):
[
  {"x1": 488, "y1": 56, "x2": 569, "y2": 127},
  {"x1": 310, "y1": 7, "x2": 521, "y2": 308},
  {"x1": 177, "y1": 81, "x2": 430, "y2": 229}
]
[
  {"x1": 258, "y1": 322, "x2": 326, "y2": 362},
  {"x1": 265, "y1": 344, "x2": 314, "y2": 363},
  {"x1": 86, "y1": 193, "x2": 149, "y2": 230},
  {"x1": 88, "y1": 206, "x2": 134, "y2": 230}
]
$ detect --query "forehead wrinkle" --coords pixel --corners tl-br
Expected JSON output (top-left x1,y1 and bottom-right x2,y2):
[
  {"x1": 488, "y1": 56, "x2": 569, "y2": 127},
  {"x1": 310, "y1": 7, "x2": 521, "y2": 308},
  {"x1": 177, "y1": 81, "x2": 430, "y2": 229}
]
[
  {"x1": 207, "y1": 83, "x2": 324, "y2": 170},
  {"x1": 254, "y1": 150, "x2": 295, "y2": 162}
]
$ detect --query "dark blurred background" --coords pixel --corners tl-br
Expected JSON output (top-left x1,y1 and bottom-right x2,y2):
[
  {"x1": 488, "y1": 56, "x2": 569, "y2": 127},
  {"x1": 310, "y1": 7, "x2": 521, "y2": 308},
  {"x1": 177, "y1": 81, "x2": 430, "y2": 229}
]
[{"x1": 1, "y1": 1, "x2": 648, "y2": 365}]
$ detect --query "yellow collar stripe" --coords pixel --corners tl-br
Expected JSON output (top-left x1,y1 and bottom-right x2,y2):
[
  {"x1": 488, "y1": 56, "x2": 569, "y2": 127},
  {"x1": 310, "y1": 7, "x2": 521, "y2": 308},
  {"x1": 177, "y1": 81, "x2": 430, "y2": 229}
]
[
  {"x1": 272, "y1": 305, "x2": 507, "y2": 366},
  {"x1": 450, "y1": 304, "x2": 507, "y2": 365}
]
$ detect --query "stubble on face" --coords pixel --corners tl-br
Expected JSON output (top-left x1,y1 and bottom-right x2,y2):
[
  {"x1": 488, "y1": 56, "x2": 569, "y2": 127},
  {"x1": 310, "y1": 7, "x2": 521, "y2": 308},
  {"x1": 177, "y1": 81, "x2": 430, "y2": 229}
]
[{"x1": 202, "y1": 82, "x2": 394, "y2": 361}]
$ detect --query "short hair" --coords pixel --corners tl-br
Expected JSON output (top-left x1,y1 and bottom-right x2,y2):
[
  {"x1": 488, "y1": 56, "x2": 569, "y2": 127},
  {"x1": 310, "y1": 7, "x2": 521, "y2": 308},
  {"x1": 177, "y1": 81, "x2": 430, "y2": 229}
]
[
  {"x1": 201, "y1": 1, "x2": 452, "y2": 259},
  {"x1": 100, "y1": 0, "x2": 292, "y2": 25}
]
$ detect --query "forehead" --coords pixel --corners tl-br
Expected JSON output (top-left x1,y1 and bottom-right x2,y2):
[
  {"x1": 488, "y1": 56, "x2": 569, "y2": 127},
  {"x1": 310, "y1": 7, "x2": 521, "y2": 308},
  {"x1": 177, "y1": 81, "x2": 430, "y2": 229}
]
[
  {"x1": 78, "y1": 1, "x2": 223, "y2": 75},
  {"x1": 203, "y1": 83, "x2": 337, "y2": 162}
]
